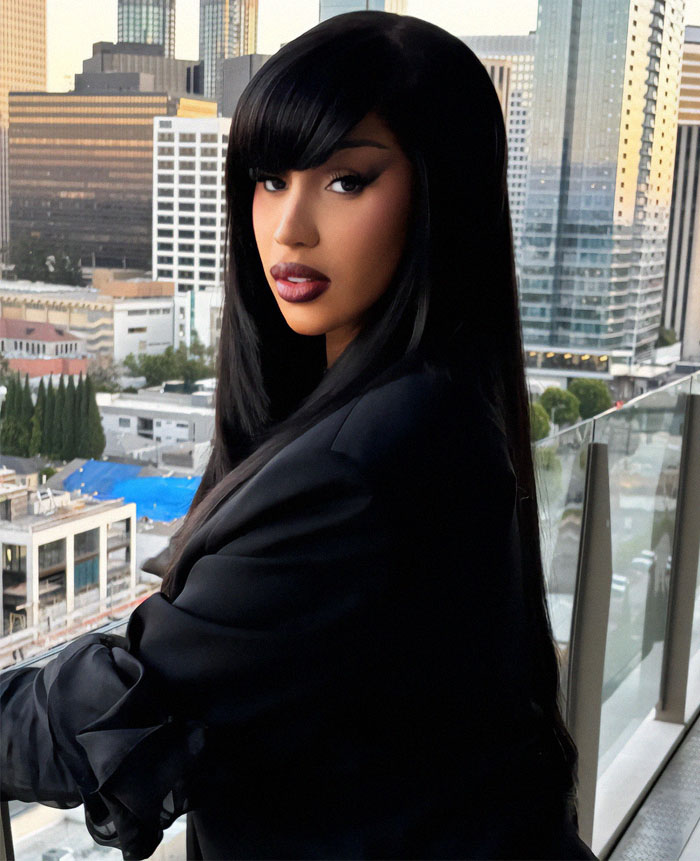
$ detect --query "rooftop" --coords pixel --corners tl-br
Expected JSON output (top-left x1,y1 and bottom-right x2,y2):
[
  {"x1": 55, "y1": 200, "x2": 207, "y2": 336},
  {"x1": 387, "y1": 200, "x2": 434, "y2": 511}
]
[{"x1": 0, "y1": 318, "x2": 80, "y2": 343}]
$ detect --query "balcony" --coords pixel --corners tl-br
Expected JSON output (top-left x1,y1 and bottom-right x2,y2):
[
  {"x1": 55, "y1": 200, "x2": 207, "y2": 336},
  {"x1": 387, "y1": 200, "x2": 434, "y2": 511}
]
[{"x1": 1, "y1": 370, "x2": 699, "y2": 860}]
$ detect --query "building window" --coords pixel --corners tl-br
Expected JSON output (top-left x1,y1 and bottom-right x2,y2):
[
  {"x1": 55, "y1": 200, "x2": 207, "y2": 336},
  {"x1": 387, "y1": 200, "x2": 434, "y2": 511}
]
[{"x1": 118, "y1": 417, "x2": 131, "y2": 428}]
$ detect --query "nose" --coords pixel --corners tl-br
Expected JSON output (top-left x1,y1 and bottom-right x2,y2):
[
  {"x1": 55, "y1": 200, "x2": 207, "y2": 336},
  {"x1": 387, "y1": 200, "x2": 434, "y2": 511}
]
[{"x1": 273, "y1": 185, "x2": 319, "y2": 248}]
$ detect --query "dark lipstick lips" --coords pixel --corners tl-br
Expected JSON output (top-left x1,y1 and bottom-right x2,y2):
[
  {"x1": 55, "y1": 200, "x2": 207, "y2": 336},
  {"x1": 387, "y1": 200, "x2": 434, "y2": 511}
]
[{"x1": 270, "y1": 262, "x2": 331, "y2": 303}]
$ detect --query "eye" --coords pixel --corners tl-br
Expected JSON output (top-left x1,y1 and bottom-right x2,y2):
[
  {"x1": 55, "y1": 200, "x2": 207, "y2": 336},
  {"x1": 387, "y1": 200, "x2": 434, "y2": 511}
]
[
  {"x1": 327, "y1": 173, "x2": 367, "y2": 194},
  {"x1": 258, "y1": 175, "x2": 286, "y2": 192}
]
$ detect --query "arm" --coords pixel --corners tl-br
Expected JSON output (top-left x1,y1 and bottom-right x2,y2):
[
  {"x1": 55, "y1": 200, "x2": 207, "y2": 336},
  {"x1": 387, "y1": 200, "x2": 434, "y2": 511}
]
[{"x1": 1, "y1": 447, "x2": 388, "y2": 858}]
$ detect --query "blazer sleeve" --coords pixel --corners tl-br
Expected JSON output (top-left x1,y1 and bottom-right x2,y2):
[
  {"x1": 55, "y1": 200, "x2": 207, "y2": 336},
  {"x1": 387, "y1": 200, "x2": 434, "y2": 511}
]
[{"x1": 0, "y1": 446, "x2": 389, "y2": 860}]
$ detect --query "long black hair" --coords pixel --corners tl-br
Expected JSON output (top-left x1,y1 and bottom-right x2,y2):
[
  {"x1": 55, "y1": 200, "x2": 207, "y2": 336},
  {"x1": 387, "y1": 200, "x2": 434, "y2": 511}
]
[{"x1": 162, "y1": 10, "x2": 578, "y2": 797}]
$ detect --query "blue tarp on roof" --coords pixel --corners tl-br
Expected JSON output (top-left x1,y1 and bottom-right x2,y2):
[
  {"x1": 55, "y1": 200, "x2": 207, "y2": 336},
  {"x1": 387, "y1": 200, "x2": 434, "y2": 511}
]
[{"x1": 62, "y1": 460, "x2": 200, "y2": 521}]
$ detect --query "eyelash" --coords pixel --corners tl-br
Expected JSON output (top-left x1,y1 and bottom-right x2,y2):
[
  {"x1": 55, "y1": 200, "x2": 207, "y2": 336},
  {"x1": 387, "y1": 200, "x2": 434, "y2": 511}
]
[{"x1": 252, "y1": 170, "x2": 371, "y2": 195}]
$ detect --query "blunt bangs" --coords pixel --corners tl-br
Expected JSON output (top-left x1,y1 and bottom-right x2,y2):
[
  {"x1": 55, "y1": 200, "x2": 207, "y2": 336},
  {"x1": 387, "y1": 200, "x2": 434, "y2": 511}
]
[{"x1": 230, "y1": 15, "x2": 408, "y2": 175}]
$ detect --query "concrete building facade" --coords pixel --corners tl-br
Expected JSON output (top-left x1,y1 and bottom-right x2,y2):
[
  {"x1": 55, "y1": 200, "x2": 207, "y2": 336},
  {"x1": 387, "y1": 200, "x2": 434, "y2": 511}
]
[
  {"x1": 0, "y1": 0, "x2": 46, "y2": 258},
  {"x1": 518, "y1": 0, "x2": 685, "y2": 381},
  {"x1": 153, "y1": 116, "x2": 229, "y2": 347},
  {"x1": 82, "y1": 41, "x2": 202, "y2": 97},
  {"x1": 663, "y1": 25, "x2": 700, "y2": 361},
  {"x1": 0, "y1": 479, "x2": 137, "y2": 665},
  {"x1": 97, "y1": 389, "x2": 215, "y2": 446},
  {"x1": 0, "y1": 317, "x2": 87, "y2": 378}
]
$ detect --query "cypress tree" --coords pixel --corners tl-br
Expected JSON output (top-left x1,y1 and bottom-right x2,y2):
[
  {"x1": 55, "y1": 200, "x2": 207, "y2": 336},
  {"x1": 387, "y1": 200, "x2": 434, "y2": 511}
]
[
  {"x1": 54, "y1": 375, "x2": 66, "y2": 461},
  {"x1": 85, "y1": 374, "x2": 106, "y2": 459},
  {"x1": 29, "y1": 377, "x2": 45, "y2": 456},
  {"x1": 62, "y1": 375, "x2": 76, "y2": 460},
  {"x1": 19, "y1": 374, "x2": 33, "y2": 456},
  {"x1": 43, "y1": 378, "x2": 55, "y2": 458},
  {"x1": 0, "y1": 374, "x2": 18, "y2": 454},
  {"x1": 75, "y1": 372, "x2": 88, "y2": 457}
]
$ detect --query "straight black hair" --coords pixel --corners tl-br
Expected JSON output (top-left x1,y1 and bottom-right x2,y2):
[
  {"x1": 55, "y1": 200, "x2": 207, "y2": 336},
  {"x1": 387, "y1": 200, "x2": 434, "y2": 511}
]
[{"x1": 161, "y1": 10, "x2": 578, "y2": 802}]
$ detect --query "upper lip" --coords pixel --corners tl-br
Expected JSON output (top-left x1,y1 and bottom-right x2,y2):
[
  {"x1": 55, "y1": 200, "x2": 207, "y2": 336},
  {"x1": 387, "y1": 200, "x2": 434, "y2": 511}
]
[{"x1": 270, "y1": 262, "x2": 330, "y2": 281}]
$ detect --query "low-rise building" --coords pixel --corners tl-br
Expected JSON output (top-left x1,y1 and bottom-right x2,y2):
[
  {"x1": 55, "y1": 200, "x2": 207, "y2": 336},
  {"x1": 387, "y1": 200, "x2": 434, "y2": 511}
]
[
  {"x1": 0, "y1": 316, "x2": 87, "y2": 377},
  {"x1": 97, "y1": 387, "x2": 215, "y2": 446},
  {"x1": 0, "y1": 476, "x2": 139, "y2": 667},
  {"x1": 0, "y1": 273, "x2": 189, "y2": 365}
]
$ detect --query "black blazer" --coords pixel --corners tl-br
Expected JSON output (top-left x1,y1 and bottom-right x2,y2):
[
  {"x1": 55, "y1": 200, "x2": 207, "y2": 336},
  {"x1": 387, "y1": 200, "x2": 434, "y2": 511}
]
[{"x1": 1, "y1": 356, "x2": 595, "y2": 860}]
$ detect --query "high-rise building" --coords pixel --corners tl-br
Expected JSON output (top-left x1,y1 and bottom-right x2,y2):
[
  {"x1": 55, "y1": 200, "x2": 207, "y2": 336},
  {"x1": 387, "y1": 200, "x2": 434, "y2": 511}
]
[
  {"x1": 118, "y1": 0, "x2": 176, "y2": 58},
  {"x1": 153, "y1": 116, "x2": 230, "y2": 348},
  {"x1": 200, "y1": 0, "x2": 259, "y2": 103},
  {"x1": 82, "y1": 41, "x2": 203, "y2": 97},
  {"x1": 0, "y1": 0, "x2": 46, "y2": 259},
  {"x1": 663, "y1": 25, "x2": 700, "y2": 362},
  {"x1": 319, "y1": 0, "x2": 405, "y2": 21},
  {"x1": 519, "y1": 0, "x2": 684, "y2": 380},
  {"x1": 465, "y1": 34, "x2": 536, "y2": 257},
  {"x1": 8, "y1": 85, "x2": 216, "y2": 270}
]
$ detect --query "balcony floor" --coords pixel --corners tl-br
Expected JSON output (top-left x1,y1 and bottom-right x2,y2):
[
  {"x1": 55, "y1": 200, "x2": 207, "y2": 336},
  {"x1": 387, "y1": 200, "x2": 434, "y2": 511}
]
[{"x1": 609, "y1": 712, "x2": 700, "y2": 860}]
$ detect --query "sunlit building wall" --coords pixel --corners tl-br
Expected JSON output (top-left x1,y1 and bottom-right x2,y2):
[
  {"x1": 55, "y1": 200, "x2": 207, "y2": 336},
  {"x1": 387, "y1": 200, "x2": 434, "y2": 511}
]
[
  {"x1": 519, "y1": 0, "x2": 684, "y2": 373},
  {"x1": 200, "y1": 0, "x2": 259, "y2": 104},
  {"x1": 0, "y1": 0, "x2": 46, "y2": 259},
  {"x1": 319, "y1": 0, "x2": 406, "y2": 21},
  {"x1": 664, "y1": 24, "x2": 700, "y2": 360},
  {"x1": 118, "y1": 0, "x2": 176, "y2": 57},
  {"x1": 466, "y1": 34, "x2": 536, "y2": 257},
  {"x1": 152, "y1": 116, "x2": 230, "y2": 348},
  {"x1": 8, "y1": 90, "x2": 216, "y2": 270}
]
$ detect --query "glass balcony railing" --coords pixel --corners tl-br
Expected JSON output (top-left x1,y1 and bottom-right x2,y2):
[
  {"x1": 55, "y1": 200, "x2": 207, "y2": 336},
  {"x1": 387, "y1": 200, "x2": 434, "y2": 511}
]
[{"x1": 1, "y1": 369, "x2": 699, "y2": 860}]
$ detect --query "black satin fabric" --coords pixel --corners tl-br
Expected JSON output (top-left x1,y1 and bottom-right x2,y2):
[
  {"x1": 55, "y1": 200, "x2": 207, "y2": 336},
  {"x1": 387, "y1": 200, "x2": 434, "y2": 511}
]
[{"x1": 1, "y1": 357, "x2": 596, "y2": 860}]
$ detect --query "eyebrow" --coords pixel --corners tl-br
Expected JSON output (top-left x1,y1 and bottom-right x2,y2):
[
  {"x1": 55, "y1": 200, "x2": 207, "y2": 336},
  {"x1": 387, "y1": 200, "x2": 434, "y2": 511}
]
[{"x1": 333, "y1": 138, "x2": 390, "y2": 151}]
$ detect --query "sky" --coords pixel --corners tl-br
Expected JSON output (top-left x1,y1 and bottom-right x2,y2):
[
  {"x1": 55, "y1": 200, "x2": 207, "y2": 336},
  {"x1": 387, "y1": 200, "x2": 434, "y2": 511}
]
[{"x1": 46, "y1": 0, "x2": 700, "y2": 92}]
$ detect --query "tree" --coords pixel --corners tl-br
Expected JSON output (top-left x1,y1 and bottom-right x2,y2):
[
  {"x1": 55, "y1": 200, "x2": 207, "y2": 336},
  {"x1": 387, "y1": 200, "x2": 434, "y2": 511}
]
[
  {"x1": 43, "y1": 377, "x2": 55, "y2": 457},
  {"x1": 655, "y1": 326, "x2": 677, "y2": 348},
  {"x1": 54, "y1": 375, "x2": 66, "y2": 460},
  {"x1": 29, "y1": 377, "x2": 45, "y2": 456},
  {"x1": 123, "y1": 340, "x2": 216, "y2": 389},
  {"x1": 0, "y1": 374, "x2": 21, "y2": 454},
  {"x1": 85, "y1": 374, "x2": 106, "y2": 459},
  {"x1": 62, "y1": 375, "x2": 77, "y2": 460},
  {"x1": 567, "y1": 378, "x2": 612, "y2": 421},
  {"x1": 17, "y1": 374, "x2": 34, "y2": 456},
  {"x1": 529, "y1": 401, "x2": 550, "y2": 441},
  {"x1": 539, "y1": 386, "x2": 580, "y2": 428},
  {"x1": 87, "y1": 355, "x2": 121, "y2": 393},
  {"x1": 10, "y1": 236, "x2": 83, "y2": 286},
  {"x1": 75, "y1": 372, "x2": 89, "y2": 457}
]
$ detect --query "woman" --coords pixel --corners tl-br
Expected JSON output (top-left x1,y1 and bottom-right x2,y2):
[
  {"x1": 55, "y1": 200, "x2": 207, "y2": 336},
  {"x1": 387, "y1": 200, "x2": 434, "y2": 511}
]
[{"x1": 1, "y1": 11, "x2": 596, "y2": 860}]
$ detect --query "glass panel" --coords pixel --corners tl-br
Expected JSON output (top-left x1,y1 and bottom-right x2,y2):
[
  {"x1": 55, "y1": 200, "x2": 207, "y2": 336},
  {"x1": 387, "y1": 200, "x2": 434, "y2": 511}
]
[
  {"x1": 535, "y1": 418, "x2": 594, "y2": 697},
  {"x1": 594, "y1": 377, "x2": 691, "y2": 775},
  {"x1": 689, "y1": 372, "x2": 700, "y2": 704}
]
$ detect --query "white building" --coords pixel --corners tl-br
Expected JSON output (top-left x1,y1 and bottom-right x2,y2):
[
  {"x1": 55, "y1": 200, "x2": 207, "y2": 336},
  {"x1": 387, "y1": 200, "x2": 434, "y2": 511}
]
[
  {"x1": 0, "y1": 279, "x2": 185, "y2": 364},
  {"x1": 463, "y1": 33, "x2": 536, "y2": 257},
  {"x1": 97, "y1": 388, "x2": 215, "y2": 446},
  {"x1": 0, "y1": 475, "x2": 138, "y2": 667},
  {"x1": 153, "y1": 115, "x2": 230, "y2": 349}
]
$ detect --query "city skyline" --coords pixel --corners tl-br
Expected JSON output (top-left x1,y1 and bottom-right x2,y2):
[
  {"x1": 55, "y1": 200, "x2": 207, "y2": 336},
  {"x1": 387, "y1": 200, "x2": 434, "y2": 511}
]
[{"x1": 47, "y1": 0, "x2": 542, "y2": 92}]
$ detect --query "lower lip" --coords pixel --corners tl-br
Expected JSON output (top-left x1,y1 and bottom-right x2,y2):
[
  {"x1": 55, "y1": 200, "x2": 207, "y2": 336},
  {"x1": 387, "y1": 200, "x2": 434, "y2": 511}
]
[{"x1": 274, "y1": 278, "x2": 330, "y2": 303}]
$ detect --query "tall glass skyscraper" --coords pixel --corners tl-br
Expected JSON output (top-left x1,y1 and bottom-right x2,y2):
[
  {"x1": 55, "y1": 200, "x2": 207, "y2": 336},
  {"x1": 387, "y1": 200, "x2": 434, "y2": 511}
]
[
  {"x1": 519, "y1": 0, "x2": 684, "y2": 375},
  {"x1": 200, "y1": 0, "x2": 258, "y2": 103},
  {"x1": 465, "y1": 34, "x2": 536, "y2": 256},
  {"x1": 319, "y1": 0, "x2": 406, "y2": 22},
  {"x1": 1, "y1": 0, "x2": 46, "y2": 258},
  {"x1": 118, "y1": 0, "x2": 176, "y2": 57}
]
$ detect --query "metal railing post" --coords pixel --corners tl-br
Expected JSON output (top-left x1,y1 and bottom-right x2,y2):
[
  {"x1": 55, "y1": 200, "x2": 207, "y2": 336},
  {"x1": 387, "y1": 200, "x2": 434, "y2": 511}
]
[
  {"x1": 566, "y1": 441, "x2": 614, "y2": 846},
  {"x1": 656, "y1": 392, "x2": 700, "y2": 724},
  {"x1": 0, "y1": 799, "x2": 14, "y2": 861}
]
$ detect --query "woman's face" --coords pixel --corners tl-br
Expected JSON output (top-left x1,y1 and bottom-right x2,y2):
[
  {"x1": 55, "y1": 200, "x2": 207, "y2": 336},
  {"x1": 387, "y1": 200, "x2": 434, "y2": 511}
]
[{"x1": 252, "y1": 113, "x2": 414, "y2": 365}]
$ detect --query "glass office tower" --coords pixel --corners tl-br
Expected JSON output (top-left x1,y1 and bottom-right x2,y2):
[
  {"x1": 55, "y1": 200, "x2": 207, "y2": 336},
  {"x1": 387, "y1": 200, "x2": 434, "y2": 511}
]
[
  {"x1": 319, "y1": 0, "x2": 406, "y2": 22},
  {"x1": 519, "y1": 0, "x2": 684, "y2": 373},
  {"x1": 118, "y1": 0, "x2": 176, "y2": 57},
  {"x1": 200, "y1": 0, "x2": 258, "y2": 103}
]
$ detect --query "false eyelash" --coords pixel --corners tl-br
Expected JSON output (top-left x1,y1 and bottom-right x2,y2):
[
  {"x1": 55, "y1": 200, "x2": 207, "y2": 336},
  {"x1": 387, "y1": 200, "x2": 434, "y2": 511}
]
[{"x1": 328, "y1": 171, "x2": 371, "y2": 190}]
